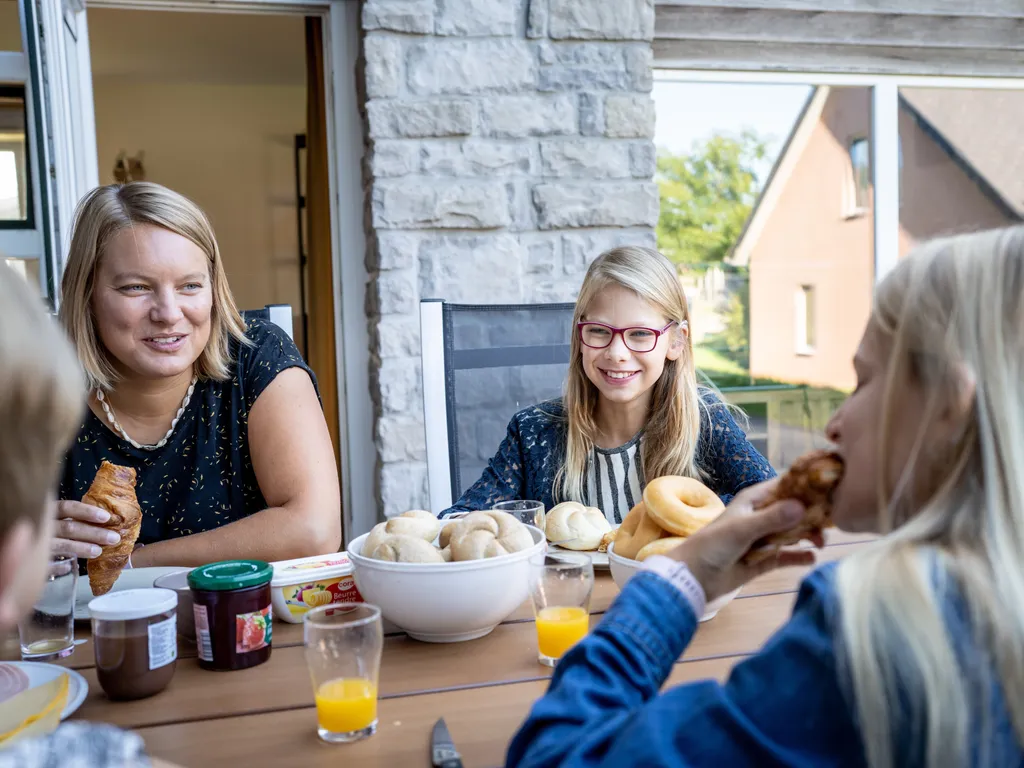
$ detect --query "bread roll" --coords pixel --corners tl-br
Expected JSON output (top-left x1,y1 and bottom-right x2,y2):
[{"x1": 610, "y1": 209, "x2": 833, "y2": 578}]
[
  {"x1": 384, "y1": 509, "x2": 442, "y2": 542},
  {"x1": 545, "y1": 501, "x2": 611, "y2": 551},
  {"x1": 450, "y1": 529, "x2": 509, "y2": 561},
  {"x1": 442, "y1": 510, "x2": 534, "y2": 561},
  {"x1": 439, "y1": 512, "x2": 497, "y2": 549},
  {"x1": 367, "y1": 534, "x2": 445, "y2": 564},
  {"x1": 364, "y1": 522, "x2": 390, "y2": 557}
]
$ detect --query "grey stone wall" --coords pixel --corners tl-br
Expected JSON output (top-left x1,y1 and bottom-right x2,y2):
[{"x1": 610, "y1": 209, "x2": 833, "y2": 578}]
[{"x1": 360, "y1": 0, "x2": 658, "y2": 517}]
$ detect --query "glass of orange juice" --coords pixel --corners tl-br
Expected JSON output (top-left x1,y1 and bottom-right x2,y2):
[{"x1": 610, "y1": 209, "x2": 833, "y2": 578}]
[
  {"x1": 303, "y1": 603, "x2": 383, "y2": 743},
  {"x1": 530, "y1": 552, "x2": 594, "y2": 667}
]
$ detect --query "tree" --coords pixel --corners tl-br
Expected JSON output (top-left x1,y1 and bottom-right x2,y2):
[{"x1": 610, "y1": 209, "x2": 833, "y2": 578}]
[{"x1": 656, "y1": 130, "x2": 768, "y2": 267}]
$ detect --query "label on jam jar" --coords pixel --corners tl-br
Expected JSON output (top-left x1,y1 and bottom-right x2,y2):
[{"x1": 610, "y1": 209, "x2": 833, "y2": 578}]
[
  {"x1": 235, "y1": 605, "x2": 272, "y2": 654},
  {"x1": 147, "y1": 616, "x2": 178, "y2": 670},
  {"x1": 194, "y1": 604, "x2": 213, "y2": 662}
]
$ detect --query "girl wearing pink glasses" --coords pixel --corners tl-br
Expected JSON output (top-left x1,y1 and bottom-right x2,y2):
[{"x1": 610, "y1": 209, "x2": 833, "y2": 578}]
[{"x1": 439, "y1": 246, "x2": 773, "y2": 522}]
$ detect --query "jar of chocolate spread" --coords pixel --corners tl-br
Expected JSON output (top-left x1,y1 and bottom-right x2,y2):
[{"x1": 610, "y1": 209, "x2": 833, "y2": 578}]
[
  {"x1": 188, "y1": 560, "x2": 273, "y2": 672},
  {"x1": 89, "y1": 588, "x2": 178, "y2": 701}
]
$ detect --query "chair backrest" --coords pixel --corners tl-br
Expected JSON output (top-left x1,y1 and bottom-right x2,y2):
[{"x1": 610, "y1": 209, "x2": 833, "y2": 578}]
[
  {"x1": 420, "y1": 299, "x2": 575, "y2": 513},
  {"x1": 242, "y1": 304, "x2": 294, "y2": 341}
]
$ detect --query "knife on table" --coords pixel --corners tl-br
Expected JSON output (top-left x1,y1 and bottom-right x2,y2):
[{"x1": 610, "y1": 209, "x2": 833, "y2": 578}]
[{"x1": 432, "y1": 717, "x2": 465, "y2": 768}]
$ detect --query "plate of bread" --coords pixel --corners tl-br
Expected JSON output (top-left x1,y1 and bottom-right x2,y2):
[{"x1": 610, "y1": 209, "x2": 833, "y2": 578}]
[{"x1": 543, "y1": 502, "x2": 619, "y2": 568}]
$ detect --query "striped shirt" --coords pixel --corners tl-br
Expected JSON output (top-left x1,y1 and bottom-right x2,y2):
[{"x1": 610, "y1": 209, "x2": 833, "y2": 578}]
[{"x1": 584, "y1": 432, "x2": 644, "y2": 525}]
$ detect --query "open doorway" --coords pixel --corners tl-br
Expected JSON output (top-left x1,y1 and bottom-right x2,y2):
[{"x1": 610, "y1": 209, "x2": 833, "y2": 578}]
[{"x1": 85, "y1": 7, "x2": 342, "y2": 469}]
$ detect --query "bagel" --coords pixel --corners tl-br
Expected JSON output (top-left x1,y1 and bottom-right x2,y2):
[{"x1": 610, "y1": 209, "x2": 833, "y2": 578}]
[
  {"x1": 545, "y1": 501, "x2": 611, "y2": 551},
  {"x1": 612, "y1": 503, "x2": 665, "y2": 560},
  {"x1": 367, "y1": 534, "x2": 445, "y2": 564},
  {"x1": 643, "y1": 476, "x2": 724, "y2": 537},
  {"x1": 636, "y1": 537, "x2": 686, "y2": 562}
]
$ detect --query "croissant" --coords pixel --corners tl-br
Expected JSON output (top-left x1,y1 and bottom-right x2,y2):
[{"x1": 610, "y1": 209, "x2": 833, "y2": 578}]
[{"x1": 84, "y1": 461, "x2": 142, "y2": 596}]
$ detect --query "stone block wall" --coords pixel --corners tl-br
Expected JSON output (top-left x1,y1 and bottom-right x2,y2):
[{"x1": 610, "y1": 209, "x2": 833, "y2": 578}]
[{"x1": 360, "y1": 0, "x2": 658, "y2": 517}]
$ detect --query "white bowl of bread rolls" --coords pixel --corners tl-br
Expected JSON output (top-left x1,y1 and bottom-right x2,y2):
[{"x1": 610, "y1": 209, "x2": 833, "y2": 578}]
[
  {"x1": 606, "y1": 476, "x2": 740, "y2": 622},
  {"x1": 348, "y1": 509, "x2": 545, "y2": 643}
]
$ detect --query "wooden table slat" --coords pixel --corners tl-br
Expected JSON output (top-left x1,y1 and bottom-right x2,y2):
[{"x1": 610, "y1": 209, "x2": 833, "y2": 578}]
[{"x1": 134, "y1": 656, "x2": 742, "y2": 768}]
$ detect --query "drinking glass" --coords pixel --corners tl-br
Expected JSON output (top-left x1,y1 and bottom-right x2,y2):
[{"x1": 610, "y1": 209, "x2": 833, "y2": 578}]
[
  {"x1": 529, "y1": 552, "x2": 594, "y2": 667},
  {"x1": 303, "y1": 603, "x2": 383, "y2": 744},
  {"x1": 18, "y1": 554, "x2": 77, "y2": 661},
  {"x1": 493, "y1": 500, "x2": 545, "y2": 530}
]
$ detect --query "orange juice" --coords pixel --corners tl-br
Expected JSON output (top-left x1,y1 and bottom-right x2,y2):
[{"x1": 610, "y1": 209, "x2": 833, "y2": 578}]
[
  {"x1": 315, "y1": 678, "x2": 377, "y2": 733},
  {"x1": 535, "y1": 606, "x2": 589, "y2": 659}
]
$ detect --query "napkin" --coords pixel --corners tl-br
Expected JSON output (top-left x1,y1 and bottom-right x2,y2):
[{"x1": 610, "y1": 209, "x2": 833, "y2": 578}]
[{"x1": 0, "y1": 668, "x2": 68, "y2": 749}]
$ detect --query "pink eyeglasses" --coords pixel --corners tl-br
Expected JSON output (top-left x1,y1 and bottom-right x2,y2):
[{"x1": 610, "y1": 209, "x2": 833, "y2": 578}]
[{"x1": 576, "y1": 321, "x2": 679, "y2": 353}]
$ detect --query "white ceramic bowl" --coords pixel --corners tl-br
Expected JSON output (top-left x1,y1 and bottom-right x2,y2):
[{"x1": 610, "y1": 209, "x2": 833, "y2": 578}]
[
  {"x1": 607, "y1": 542, "x2": 740, "y2": 622},
  {"x1": 347, "y1": 525, "x2": 546, "y2": 643}
]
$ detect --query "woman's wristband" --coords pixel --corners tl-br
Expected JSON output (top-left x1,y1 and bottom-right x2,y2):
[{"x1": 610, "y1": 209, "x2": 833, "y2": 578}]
[{"x1": 641, "y1": 555, "x2": 707, "y2": 618}]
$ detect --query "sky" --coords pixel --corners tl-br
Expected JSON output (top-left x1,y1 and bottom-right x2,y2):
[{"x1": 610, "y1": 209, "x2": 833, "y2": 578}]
[{"x1": 651, "y1": 73, "x2": 813, "y2": 184}]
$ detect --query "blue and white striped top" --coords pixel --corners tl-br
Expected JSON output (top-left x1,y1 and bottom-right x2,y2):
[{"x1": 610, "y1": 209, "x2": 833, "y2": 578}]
[{"x1": 585, "y1": 434, "x2": 644, "y2": 525}]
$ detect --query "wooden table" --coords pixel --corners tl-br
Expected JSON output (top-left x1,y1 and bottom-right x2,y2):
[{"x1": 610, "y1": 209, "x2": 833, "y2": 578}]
[{"x1": 57, "y1": 531, "x2": 870, "y2": 767}]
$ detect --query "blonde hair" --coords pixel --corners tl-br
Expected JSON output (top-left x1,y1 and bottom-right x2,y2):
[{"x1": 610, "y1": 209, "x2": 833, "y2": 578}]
[
  {"x1": 0, "y1": 265, "x2": 85, "y2": 537},
  {"x1": 58, "y1": 182, "x2": 248, "y2": 391},
  {"x1": 836, "y1": 226, "x2": 1024, "y2": 767},
  {"x1": 556, "y1": 246, "x2": 706, "y2": 503}
]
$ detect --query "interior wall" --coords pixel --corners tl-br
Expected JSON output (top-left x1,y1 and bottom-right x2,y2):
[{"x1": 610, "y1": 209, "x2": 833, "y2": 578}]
[{"x1": 88, "y1": 11, "x2": 307, "y2": 347}]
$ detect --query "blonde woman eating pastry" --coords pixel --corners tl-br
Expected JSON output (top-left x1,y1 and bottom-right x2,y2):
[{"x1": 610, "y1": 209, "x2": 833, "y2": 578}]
[
  {"x1": 441, "y1": 246, "x2": 774, "y2": 521},
  {"x1": 54, "y1": 183, "x2": 340, "y2": 568},
  {"x1": 507, "y1": 226, "x2": 1024, "y2": 767}
]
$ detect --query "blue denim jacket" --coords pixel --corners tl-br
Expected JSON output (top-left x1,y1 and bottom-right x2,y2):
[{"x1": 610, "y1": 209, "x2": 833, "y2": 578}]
[
  {"x1": 506, "y1": 564, "x2": 1021, "y2": 768},
  {"x1": 441, "y1": 392, "x2": 775, "y2": 518}
]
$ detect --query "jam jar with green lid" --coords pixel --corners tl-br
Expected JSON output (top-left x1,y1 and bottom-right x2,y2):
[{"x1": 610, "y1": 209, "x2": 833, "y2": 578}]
[{"x1": 188, "y1": 560, "x2": 273, "y2": 671}]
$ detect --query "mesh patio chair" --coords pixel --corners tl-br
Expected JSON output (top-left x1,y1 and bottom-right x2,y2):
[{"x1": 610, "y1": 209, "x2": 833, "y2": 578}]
[
  {"x1": 420, "y1": 299, "x2": 575, "y2": 513},
  {"x1": 242, "y1": 303, "x2": 294, "y2": 341}
]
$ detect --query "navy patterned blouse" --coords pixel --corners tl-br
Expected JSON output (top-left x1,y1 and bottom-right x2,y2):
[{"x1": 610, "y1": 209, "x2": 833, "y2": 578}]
[
  {"x1": 59, "y1": 318, "x2": 316, "y2": 545},
  {"x1": 441, "y1": 391, "x2": 775, "y2": 518}
]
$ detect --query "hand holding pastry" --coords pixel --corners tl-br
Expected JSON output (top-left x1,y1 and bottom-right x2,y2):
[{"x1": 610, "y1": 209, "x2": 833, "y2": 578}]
[
  {"x1": 83, "y1": 461, "x2": 143, "y2": 596},
  {"x1": 51, "y1": 499, "x2": 122, "y2": 560},
  {"x1": 663, "y1": 479, "x2": 817, "y2": 602}
]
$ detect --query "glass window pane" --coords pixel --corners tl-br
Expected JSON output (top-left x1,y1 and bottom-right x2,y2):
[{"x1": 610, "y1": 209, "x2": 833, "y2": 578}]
[
  {"x1": 0, "y1": 0, "x2": 21, "y2": 53},
  {"x1": 0, "y1": 86, "x2": 31, "y2": 226},
  {"x1": 3, "y1": 257, "x2": 40, "y2": 293},
  {"x1": 898, "y1": 86, "x2": 1023, "y2": 255},
  {"x1": 653, "y1": 76, "x2": 873, "y2": 471}
]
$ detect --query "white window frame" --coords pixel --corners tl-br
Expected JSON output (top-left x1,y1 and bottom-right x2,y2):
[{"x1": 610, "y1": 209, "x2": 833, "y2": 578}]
[
  {"x1": 844, "y1": 136, "x2": 870, "y2": 219},
  {"x1": 794, "y1": 284, "x2": 815, "y2": 356},
  {"x1": 0, "y1": 36, "x2": 47, "y2": 297},
  {"x1": 654, "y1": 69, "x2": 1024, "y2": 285}
]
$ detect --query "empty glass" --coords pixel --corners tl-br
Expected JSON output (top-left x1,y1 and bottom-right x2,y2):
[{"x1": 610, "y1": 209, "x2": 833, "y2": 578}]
[
  {"x1": 19, "y1": 554, "x2": 77, "y2": 661},
  {"x1": 303, "y1": 603, "x2": 383, "y2": 744},
  {"x1": 529, "y1": 552, "x2": 594, "y2": 667},
  {"x1": 493, "y1": 500, "x2": 545, "y2": 530}
]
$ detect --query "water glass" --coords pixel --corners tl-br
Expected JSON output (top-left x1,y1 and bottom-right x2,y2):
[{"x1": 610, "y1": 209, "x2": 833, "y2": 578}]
[
  {"x1": 303, "y1": 603, "x2": 383, "y2": 744},
  {"x1": 529, "y1": 552, "x2": 594, "y2": 667},
  {"x1": 493, "y1": 500, "x2": 545, "y2": 530},
  {"x1": 18, "y1": 554, "x2": 77, "y2": 661}
]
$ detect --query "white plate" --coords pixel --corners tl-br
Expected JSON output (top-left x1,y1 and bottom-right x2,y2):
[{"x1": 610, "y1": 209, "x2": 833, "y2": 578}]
[
  {"x1": 547, "y1": 544, "x2": 610, "y2": 569},
  {"x1": 75, "y1": 567, "x2": 190, "y2": 620},
  {"x1": 1, "y1": 662, "x2": 88, "y2": 720}
]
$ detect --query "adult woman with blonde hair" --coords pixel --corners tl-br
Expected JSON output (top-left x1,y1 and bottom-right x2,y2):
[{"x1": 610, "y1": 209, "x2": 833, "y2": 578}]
[
  {"x1": 440, "y1": 245, "x2": 772, "y2": 520},
  {"x1": 54, "y1": 182, "x2": 341, "y2": 567},
  {"x1": 507, "y1": 226, "x2": 1024, "y2": 767}
]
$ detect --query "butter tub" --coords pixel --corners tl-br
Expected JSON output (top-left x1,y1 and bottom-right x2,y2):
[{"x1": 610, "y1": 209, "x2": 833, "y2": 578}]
[{"x1": 269, "y1": 553, "x2": 364, "y2": 623}]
